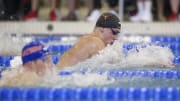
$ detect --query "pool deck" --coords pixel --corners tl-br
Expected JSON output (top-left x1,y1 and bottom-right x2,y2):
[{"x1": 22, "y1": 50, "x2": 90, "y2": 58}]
[{"x1": 0, "y1": 22, "x2": 180, "y2": 36}]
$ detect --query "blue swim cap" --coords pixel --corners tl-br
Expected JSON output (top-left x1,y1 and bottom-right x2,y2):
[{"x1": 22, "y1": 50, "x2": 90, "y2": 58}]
[{"x1": 21, "y1": 42, "x2": 49, "y2": 65}]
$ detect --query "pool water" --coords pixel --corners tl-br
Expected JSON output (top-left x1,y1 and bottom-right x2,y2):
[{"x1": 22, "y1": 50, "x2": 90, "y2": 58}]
[{"x1": 0, "y1": 35, "x2": 180, "y2": 101}]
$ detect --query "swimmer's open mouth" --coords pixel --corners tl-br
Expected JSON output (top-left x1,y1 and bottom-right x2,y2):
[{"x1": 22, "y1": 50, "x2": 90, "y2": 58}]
[
  {"x1": 110, "y1": 39, "x2": 117, "y2": 45},
  {"x1": 110, "y1": 42, "x2": 114, "y2": 45}
]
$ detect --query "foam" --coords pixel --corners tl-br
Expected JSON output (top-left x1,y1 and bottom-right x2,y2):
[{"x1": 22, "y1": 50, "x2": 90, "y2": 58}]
[
  {"x1": 67, "y1": 40, "x2": 175, "y2": 71},
  {"x1": 40, "y1": 72, "x2": 115, "y2": 87},
  {"x1": 122, "y1": 45, "x2": 174, "y2": 68}
]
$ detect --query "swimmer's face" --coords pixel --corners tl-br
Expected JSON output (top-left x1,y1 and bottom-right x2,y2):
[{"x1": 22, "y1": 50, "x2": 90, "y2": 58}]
[
  {"x1": 29, "y1": 55, "x2": 53, "y2": 70},
  {"x1": 38, "y1": 54, "x2": 54, "y2": 68},
  {"x1": 102, "y1": 28, "x2": 120, "y2": 45},
  {"x1": 36, "y1": 54, "x2": 54, "y2": 75},
  {"x1": 23, "y1": 54, "x2": 54, "y2": 76}
]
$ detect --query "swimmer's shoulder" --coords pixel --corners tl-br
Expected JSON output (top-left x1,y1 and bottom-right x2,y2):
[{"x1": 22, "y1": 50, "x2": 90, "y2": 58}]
[
  {"x1": 78, "y1": 34, "x2": 105, "y2": 51},
  {"x1": 81, "y1": 34, "x2": 105, "y2": 45}
]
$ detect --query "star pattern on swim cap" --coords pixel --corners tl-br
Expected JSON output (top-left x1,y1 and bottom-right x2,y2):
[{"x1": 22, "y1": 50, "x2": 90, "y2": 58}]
[
  {"x1": 118, "y1": 21, "x2": 121, "y2": 25},
  {"x1": 103, "y1": 15, "x2": 109, "y2": 21},
  {"x1": 118, "y1": 21, "x2": 121, "y2": 29}
]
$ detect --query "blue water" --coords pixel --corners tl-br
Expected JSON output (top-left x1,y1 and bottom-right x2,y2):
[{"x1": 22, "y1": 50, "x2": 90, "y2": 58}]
[
  {"x1": 0, "y1": 35, "x2": 180, "y2": 101},
  {"x1": 0, "y1": 87, "x2": 179, "y2": 101}
]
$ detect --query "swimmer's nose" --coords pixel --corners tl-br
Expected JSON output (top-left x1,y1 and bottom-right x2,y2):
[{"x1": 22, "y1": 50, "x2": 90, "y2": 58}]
[{"x1": 110, "y1": 41, "x2": 113, "y2": 45}]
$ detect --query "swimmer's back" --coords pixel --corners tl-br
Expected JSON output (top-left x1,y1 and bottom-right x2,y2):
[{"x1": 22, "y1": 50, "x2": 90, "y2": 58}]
[{"x1": 57, "y1": 33, "x2": 105, "y2": 69}]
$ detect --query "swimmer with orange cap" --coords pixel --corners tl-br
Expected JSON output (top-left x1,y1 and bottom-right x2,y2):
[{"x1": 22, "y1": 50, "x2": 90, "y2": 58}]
[{"x1": 57, "y1": 12, "x2": 121, "y2": 69}]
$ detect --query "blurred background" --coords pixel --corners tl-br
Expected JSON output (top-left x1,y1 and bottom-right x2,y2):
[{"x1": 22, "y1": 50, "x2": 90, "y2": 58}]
[
  {"x1": 0, "y1": 0, "x2": 180, "y2": 67},
  {"x1": 0, "y1": 2, "x2": 180, "y2": 100},
  {"x1": 0, "y1": 0, "x2": 179, "y2": 22}
]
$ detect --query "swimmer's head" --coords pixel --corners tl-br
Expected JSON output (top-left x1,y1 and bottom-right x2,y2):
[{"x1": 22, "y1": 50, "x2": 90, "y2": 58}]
[
  {"x1": 95, "y1": 12, "x2": 121, "y2": 35},
  {"x1": 95, "y1": 12, "x2": 121, "y2": 45},
  {"x1": 21, "y1": 42, "x2": 49, "y2": 65}
]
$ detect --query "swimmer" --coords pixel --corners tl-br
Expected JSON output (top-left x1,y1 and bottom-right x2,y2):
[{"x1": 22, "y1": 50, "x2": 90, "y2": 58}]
[
  {"x1": 57, "y1": 12, "x2": 121, "y2": 69},
  {"x1": 0, "y1": 42, "x2": 55, "y2": 87}
]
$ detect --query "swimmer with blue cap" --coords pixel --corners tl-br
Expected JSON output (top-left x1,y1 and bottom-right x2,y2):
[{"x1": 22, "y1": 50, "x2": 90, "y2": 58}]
[
  {"x1": 57, "y1": 12, "x2": 121, "y2": 69},
  {"x1": 0, "y1": 42, "x2": 55, "y2": 87},
  {"x1": 21, "y1": 41, "x2": 54, "y2": 75}
]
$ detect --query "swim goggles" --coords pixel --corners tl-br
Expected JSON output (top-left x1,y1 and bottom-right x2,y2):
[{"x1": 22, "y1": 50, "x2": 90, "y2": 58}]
[{"x1": 111, "y1": 28, "x2": 120, "y2": 35}]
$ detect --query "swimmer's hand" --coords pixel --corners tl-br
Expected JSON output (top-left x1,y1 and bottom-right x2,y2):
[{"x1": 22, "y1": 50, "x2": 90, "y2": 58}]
[
  {"x1": 159, "y1": 62, "x2": 175, "y2": 68},
  {"x1": 144, "y1": 61, "x2": 175, "y2": 68},
  {"x1": 165, "y1": 62, "x2": 175, "y2": 68}
]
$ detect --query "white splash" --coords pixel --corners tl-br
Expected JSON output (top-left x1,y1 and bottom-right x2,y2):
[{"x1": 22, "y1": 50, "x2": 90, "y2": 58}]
[
  {"x1": 40, "y1": 72, "x2": 115, "y2": 88},
  {"x1": 68, "y1": 40, "x2": 175, "y2": 71},
  {"x1": 121, "y1": 45, "x2": 175, "y2": 68}
]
